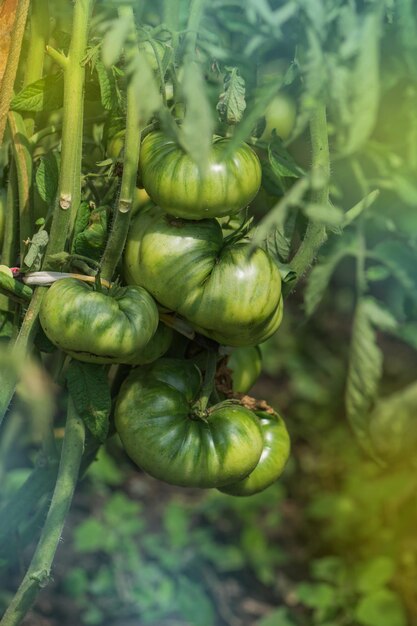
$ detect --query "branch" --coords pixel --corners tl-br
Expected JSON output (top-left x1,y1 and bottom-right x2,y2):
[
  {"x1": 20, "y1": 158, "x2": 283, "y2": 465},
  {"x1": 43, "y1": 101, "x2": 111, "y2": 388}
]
[{"x1": 0, "y1": 397, "x2": 85, "y2": 626}]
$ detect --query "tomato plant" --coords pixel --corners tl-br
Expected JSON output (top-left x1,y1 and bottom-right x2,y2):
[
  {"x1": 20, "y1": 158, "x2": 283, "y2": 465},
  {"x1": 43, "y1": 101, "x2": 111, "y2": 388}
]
[
  {"x1": 39, "y1": 278, "x2": 159, "y2": 363},
  {"x1": 138, "y1": 131, "x2": 262, "y2": 219},
  {"x1": 115, "y1": 358, "x2": 265, "y2": 488},
  {"x1": 228, "y1": 346, "x2": 263, "y2": 393},
  {"x1": 124, "y1": 206, "x2": 283, "y2": 346}
]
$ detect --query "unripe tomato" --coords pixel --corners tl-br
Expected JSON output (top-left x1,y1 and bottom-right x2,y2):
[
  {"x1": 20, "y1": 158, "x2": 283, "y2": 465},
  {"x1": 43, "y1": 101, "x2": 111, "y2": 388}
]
[
  {"x1": 261, "y1": 93, "x2": 296, "y2": 142},
  {"x1": 124, "y1": 206, "x2": 283, "y2": 347},
  {"x1": 115, "y1": 358, "x2": 264, "y2": 488},
  {"x1": 39, "y1": 278, "x2": 159, "y2": 364},
  {"x1": 138, "y1": 131, "x2": 262, "y2": 220},
  {"x1": 220, "y1": 411, "x2": 290, "y2": 496},
  {"x1": 228, "y1": 346, "x2": 262, "y2": 393},
  {"x1": 106, "y1": 130, "x2": 125, "y2": 161}
]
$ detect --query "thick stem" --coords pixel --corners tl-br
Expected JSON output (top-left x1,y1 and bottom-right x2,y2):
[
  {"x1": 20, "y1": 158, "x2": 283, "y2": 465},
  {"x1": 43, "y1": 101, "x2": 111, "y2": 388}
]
[
  {"x1": 23, "y1": 0, "x2": 50, "y2": 137},
  {"x1": 184, "y1": 0, "x2": 206, "y2": 55},
  {"x1": 0, "y1": 397, "x2": 85, "y2": 626},
  {"x1": 287, "y1": 103, "x2": 330, "y2": 292},
  {"x1": 46, "y1": 0, "x2": 93, "y2": 257},
  {"x1": 0, "y1": 0, "x2": 31, "y2": 144},
  {"x1": 0, "y1": 0, "x2": 94, "y2": 427},
  {"x1": 100, "y1": 7, "x2": 143, "y2": 282}
]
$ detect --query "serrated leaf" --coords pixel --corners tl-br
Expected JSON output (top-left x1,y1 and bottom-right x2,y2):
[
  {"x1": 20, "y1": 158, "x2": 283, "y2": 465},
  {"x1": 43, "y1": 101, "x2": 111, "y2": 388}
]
[
  {"x1": 95, "y1": 60, "x2": 118, "y2": 111},
  {"x1": 22, "y1": 230, "x2": 49, "y2": 272},
  {"x1": 345, "y1": 297, "x2": 397, "y2": 454},
  {"x1": 66, "y1": 361, "x2": 111, "y2": 442},
  {"x1": 101, "y1": 14, "x2": 131, "y2": 68},
  {"x1": 179, "y1": 61, "x2": 214, "y2": 170},
  {"x1": 72, "y1": 205, "x2": 109, "y2": 262},
  {"x1": 11, "y1": 73, "x2": 64, "y2": 112},
  {"x1": 268, "y1": 135, "x2": 305, "y2": 179},
  {"x1": 35, "y1": 152, "x2": 59, "y2": 205},
  {"x1": 217, "y1": 67, "x2": 246, "y2": 125}
]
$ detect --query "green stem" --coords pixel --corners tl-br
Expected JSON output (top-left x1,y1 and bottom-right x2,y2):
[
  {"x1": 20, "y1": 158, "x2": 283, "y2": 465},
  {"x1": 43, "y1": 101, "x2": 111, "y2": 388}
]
[
  {"x1": 0, "y1": 0, "x2": 94, "y2": 427},
  {"x1": 287, "y1": 103, "x2": 330, "y2": 292},
  {"x1": 0, "y1": 0, "x2": 31, "y2": 145},
  {"x1": 45, "y1": 45, "x2": 68, "y2": 70},
  {"x1": 23, "y1": 0, "x2": 50, "y2": 137},
  {"x1": 8, "y1": 111, "x2": 33, "y2": 256},
  {"x1": 193, "y1": 349, "x2": 218, "y2": 415},
  {"x1": 184, "y1": 0, "x2": 206, "y2": 55},
  {"x1": 46, "y1": 0, "x2": 94, "y2": 257},
  {"x1": 0, "y1": 397, "x2": 85, "y2": 626},
  {"x1": 0, "y1": 272, "x2": 33, "y2": 303},
  {"x1": 1, "y1": 161, "x2": 19, "y2": 267},
  {"x1": 100, "y1": 7, "x2": 143, "y2": 282}
]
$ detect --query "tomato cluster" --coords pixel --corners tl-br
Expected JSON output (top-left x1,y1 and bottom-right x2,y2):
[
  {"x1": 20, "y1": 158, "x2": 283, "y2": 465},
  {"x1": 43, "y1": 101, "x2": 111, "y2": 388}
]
[{"x1": 39, "y1": 131, "x2": 290, "y2": 496}]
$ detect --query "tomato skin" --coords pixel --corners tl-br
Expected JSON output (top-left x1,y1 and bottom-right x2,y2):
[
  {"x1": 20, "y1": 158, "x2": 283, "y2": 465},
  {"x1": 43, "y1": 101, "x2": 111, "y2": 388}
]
[
  {"x1": 261, "y1": 93, "x2": 296, "y2": 142},
  {"x1": 228, "y1": 346, "x2": 262, "y2": 393},
  {"x1": 124, "y1": 207, "x2": 283, "y2": 347},
  {"x1": 115, "y1": 358, "x2": 264, "y2": 488},
  {"x1": 220, "y1": 411, "x2": 290, "y2": 496},
  {"x1": 39, "y1": 278, "x2": 159, "y2": 364},
  {"x1": 125, "y1": 323, "x2": 173, "y2": 365},
  {"x1": 138, "y1": 131, "x2": 262, "y2": 220}
]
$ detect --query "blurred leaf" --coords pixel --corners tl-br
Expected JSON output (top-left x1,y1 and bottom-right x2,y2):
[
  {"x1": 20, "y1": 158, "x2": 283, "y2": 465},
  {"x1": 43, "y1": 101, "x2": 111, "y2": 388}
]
[
  {"x1": 355, "y1": 589, "x2": 407, "y2": 626},
  {"x1": 302, "y1": 202, "x2": 344, "y2": 227},
  {"x1": 296, "y1": 582, "x2": 337, "y2": 609},
  {"x1": 356, "y1": 557, "x2": 395, "y2": 593},
  {"x1": 345, "y1": 297, "x2": 397, "y2": 454},
  {"x1": 101, "y1": 13, "x2": 131, "y2": 67},
  {"x1": 217, "y1": 66, "x2": 246, "y2": 125},
  {"x1": 66, "y1": 362, "x2": 111, "y2": 442},
  {"x1": 163, "y1": 503, "x2": 190, "y2": 549},
  {"x1": 128, "y1": 49, "x2": 161, "y2": 123},
  {"x1": 87, "y1": 447, "x2": 125, "y2": 486},
  {"x1": 176, "y1": 576, "x2": 215, "y2": 626},
  {"x1": 258, "y1": 606, "x2": 297, "y2": 626},
  {"x1": 11, "y1": 74, "x2": 64, "y2": 112},
  {"x1": 179, "y1": 60, "x2": 214, "y2": 169},
  {"x1": 73, "y1": 518, "x2": 110, "y2": 553}
]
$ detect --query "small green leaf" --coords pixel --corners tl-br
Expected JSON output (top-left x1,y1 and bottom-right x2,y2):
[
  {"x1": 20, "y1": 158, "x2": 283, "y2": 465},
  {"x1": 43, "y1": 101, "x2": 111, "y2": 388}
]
[
  {"x1": 268, "y1": 135, "x2": 305, "y2": 179},
  {"x1": 66, "y1": 361, "x2": 111, "y2": 442},
  {"x1": 296, "y1": 582, "x2": 337, "y2": 609},
  {"x1": 355, "y1": 589, "x2": 407, "y2": 626},
  {"x1": 357, "y1": 557, "x2": 395, "y2": 593},
  {"x1": 22, "y1": 230, "x2": 49, "y2": 272},
  {"x1": 11, "y1": 73, "x2": 64, "y2": 112},
  {"x1": 217, "y1": 67, "x2": 246, "y2": 125},
  {"x1": 35, "y1": 152, "x2": 59, "y2": 205}
]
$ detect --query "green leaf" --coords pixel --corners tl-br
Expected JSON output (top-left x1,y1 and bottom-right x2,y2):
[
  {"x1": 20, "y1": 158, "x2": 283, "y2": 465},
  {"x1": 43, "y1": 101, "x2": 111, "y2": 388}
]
[
  {"x1": 35, "y1": 152, "x2": 59, "y2": 205},
  {"x1": 66, "y1": 361, "x2": 111, "y2": 442},
  {"x1": 72, "y1": 205, "x2": 109, "y2": 262},
  {"x1": 356, "y1": 557, "x2": 395, "y2": 594},
  {"x1": 73, "y1": 518, "x2": 110, "y2": 553},
  {"x1": 129, "y1": 49, "x2": 161, "y2": 123},
  {"x1": 11, "y1": 73, "x2": 64, "y2": 112},
  {"x1": 95, "y1": 60, "x2": 119, "y2": 111},
  {"x1": 345, "y1": 297, "x2": 397, "y2": 454},
  {"x1": 355, "y1": 589, "x2": 407, "y2": 626},
  {"x1": 176, "y1": 576, "x2": 215, "y2": 626},
  {"x1": 268, "y1": 135, "x2": 305, "y2": 179},
  {"x1": 304, "y1": 237, "x2": 354, "y2": 316},
  {"x1": 87, "y1": 447, "x2": 125, "y2": 486},
  {"x1": 22, "y1": 229, "x2": 49, "y2": 272},
  {"x1": 217, "y1": 67, "x2": 246, "y2": 125},
  {"x1": 258, "y1": 607, "x2": 297, "y2": 626},
  {"x1": 101, "y1": 13, "x2": 131, "y2": 67},
  {"x1": 179, "y1": 60, "x2": 214, "y2": 170},
  {"x1": 296, "y1": 582, "x2": 337, "y2": 609}
]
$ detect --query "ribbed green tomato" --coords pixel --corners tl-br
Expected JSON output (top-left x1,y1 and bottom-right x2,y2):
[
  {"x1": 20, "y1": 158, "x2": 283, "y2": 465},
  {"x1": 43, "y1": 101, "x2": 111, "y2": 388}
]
[
  {"x1": 115, "y1": 358, "x2": 264, "y2": 488},
  {"x1": 138, "y1": 131, "x2": 262, "y2": 219},
  {"x1": 228, "y1": 346, "x2": 262, "y2": 393},
  {"x1": 220, "y1": 411, "x2": 290, "y2": 496},
  {"x1": 125, "y1": 323, "x2": 173, "y2": 365},
  {"x1": 124, "y1": 207, "x2": 283, "y2": 347},
  {"x1": 39, "y1": 278, "x2": 158, "y2": 364}
]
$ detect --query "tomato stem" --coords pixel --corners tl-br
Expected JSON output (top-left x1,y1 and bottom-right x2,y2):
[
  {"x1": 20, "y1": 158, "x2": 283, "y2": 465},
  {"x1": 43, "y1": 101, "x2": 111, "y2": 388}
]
[
  {"x1": 100, "y1": 6, "x2": 143, "y2": 282},
  {"x1": 192, "y1": 349, "x2": 218, "y2": 416},
  {"x1": 0, "y1": 396, "x2": 85, "y2": 626}
]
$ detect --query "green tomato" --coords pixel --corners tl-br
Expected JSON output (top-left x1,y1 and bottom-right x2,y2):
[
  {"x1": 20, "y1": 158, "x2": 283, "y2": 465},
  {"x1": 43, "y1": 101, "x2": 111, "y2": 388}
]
[
  {"x1": 39, "y1": 278, "x2": 159, "y2": 364},
  {"x1": 106, "y1": 130, "x2": 125, "y2": 161},
  {"x1": 220, "y1": 411, "x2": 290, "y2": 496},
  {"x1": 261, "y1": 93, "x2": 296, "y2": 142},
  {"x1": 115, "y1": 358, "x2": 264, "y2": 488},
  {"x1": 125, "y1": 323, "x2": 173, "y2": 365},
  {"x1": 138, "y1": 131, "x2": 262, "y2": 220},
  {"x1": 124, "y1": 207, "x2": 283, "y2": 347},
  {"x1": 228, "y1": 346, "x2": 262, "y2": 393}
]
